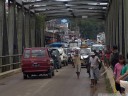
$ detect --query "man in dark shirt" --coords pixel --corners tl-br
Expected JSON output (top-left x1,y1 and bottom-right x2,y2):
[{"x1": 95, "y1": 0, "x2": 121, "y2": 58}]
[{"x1": 110, "y1": 45, "x2": 119, "y2": 70}]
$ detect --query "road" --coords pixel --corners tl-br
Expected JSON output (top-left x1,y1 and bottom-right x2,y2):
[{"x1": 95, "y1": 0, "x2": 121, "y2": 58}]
[{"x1": 0, "y1": 65, "x2": 107, "y2": 96}]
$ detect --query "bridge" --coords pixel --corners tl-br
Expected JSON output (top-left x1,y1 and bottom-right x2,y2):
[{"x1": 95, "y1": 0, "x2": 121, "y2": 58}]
[{"x1": 0, "y1": 0, "x2": 126, "y2": 95}]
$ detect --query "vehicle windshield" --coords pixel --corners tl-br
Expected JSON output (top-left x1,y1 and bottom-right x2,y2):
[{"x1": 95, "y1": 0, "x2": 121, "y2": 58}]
[
  {"x1": 31, "y1": 49, "x2": 46, "y2": 57},
  {"x1": 69, "y1": 42, "x2": 78, "y2": 47},
  {"x1": 80, "y1": 48, "x2": 91, "y2": 55},
  {"x1": 91, "y1": 45, "x2": 104, "y2": 52}
]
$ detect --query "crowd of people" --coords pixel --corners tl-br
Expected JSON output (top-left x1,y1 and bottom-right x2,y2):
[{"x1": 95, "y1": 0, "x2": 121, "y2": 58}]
[
  {"x1": 71, "y1": 45, "x2": 128, "y2": 95},
  {"x1": 98, "y1": 45, "x2": 128, "y2": 95}
]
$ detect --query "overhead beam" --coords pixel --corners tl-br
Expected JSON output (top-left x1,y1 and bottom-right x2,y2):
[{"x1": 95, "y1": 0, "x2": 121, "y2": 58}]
[
  {"x1": 23, "y1": 0, "x2": 109, "y2": 6},
  {"x1": 46, "y1": 11, "x2": 103, "y2": 14},
  {"x1": 30, "y1": 5, "x2": 107, "y2": 10},
  {"x1": 45, "y1": 13, "x2": 103, "y2": 16},
  {"x1": 35, "y1": 9, "x2": 105, "y2": 14},
  {"x1": 46, "y1": 15, "x2": 104, "y2": 20}
]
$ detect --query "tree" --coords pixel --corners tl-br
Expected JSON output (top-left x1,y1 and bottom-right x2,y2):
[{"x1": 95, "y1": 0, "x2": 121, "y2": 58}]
[{"x1": 77, "y1": 19, "x2": 105, "y2": 39}]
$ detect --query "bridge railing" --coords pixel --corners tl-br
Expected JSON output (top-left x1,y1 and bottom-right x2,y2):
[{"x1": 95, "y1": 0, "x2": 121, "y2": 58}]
[{"x1": 0, "y1": 54, "x2": 22, "y2": 73}]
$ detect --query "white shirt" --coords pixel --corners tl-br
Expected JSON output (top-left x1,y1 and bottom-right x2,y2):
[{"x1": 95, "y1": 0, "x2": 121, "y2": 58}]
[
  {"x1": 120, "y1": 80, "x2": 128, "y2": 95},
  {"x1": 89, "y1": 56, "x2": 100, "y2": 68}
]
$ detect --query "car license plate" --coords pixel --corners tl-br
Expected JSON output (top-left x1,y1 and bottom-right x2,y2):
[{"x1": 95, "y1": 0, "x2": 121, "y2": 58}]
[{"x1": 32, "y1": 63, "x2": 40, "y2": 67}]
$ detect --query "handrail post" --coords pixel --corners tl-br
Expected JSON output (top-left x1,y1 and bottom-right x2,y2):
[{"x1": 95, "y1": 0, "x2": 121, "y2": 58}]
[
  {"x1": 0, "y1": 58, "x2": 2, "y2": 72},
  {"x1": 9, "y1": 56, "x2": 13, "y2": 70},
  {"x1": 0, "y1": 0, "x2": 5, "y2": 73}
]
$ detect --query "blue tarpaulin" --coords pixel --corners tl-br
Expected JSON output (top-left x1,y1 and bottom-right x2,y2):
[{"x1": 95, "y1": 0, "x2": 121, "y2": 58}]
[{"x1": 48, "y1": 42, "x2": 64, "y2": 47}]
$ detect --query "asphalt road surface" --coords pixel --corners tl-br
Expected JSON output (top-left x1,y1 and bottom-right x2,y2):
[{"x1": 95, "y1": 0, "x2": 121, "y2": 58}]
[{"x1": 0, "y1": 65, "x2": 107, "y2": 96}]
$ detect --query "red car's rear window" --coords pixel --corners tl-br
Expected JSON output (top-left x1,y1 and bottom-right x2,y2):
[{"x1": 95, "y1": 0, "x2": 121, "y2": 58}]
[{"x1": 31, "y1": 49, "x2": 46, "y2": 58}]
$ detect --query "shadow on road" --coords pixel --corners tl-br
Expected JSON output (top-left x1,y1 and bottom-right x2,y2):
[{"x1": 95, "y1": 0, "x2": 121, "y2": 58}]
[{"x1": 24, "y1": 75, "x2": 51, "y2": 80}]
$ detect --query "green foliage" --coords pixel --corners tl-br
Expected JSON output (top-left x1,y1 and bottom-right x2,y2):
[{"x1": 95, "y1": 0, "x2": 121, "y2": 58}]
[
  {"x1": 77, "y1": 19, "x2": 105, "y2": 39},
  {"x1": 36, "y1": 14, "x2": 46, "y2": 29}
]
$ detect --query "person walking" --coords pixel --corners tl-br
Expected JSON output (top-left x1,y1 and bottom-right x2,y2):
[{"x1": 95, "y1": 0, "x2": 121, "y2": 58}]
[
  {"x1": 116, "y1": 71, "x2": 128, "y2": 95},
  {"x1": 73, "y1": 49, "x2": 81, "y2": 79},
  {"x1": 114, "y1": 55, "x2": 125, "y2": 93},
  {"x1": 50, "y1": 49, "x2": 60, "y2": 72},
  {"x1": 89, "y1": 52, "x2": 100, "y2": 87},
  {"x1": 121, "y1": 53, "x2": 128, "y2": 76},
  {"x1": 104, "y1": 45, "x2": 111, "y2": 67},
  {"x1": 110, "y1": 45, "x2": 119, "y2": 70}
]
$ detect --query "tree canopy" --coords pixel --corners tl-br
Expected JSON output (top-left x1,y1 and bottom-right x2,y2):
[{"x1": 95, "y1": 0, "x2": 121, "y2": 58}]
[{"x1": 70, "y1": 19, "x2": 105, "y2": 40}]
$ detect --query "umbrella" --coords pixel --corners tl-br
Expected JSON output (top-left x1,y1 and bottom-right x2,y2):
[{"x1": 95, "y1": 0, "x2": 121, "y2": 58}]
[{"x1": 49, "y1": 42, "x2": 64, "y2": 47}]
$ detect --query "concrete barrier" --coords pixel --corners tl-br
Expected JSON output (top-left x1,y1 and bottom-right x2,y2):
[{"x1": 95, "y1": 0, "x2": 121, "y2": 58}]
[
  {"x1": 103, "y1": 66, "x2": 117, "y2": 93},
  {"x1": 0, "y1": 68, "x2": 21, "y2": 79},
  {"x1": 102, "y1": 64, "x2": 121, "y2": 95}
]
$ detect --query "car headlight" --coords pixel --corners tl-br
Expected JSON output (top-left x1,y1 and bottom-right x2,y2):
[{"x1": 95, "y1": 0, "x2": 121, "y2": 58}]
[
  {"x1": 81, "y1": 56, "x2": 83, "y2": 59},
  {"x1": 83, "y1": 56, "x2": 88, "y2": 59},
  {"x1": 81, "y1": 55, "x2": 89, "y2": 59}
]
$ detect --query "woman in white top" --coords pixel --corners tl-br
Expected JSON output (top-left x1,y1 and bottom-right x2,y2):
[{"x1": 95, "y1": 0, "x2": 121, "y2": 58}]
[{"x1": 89, "y1": 52, "x2": 100, "y2": 87}]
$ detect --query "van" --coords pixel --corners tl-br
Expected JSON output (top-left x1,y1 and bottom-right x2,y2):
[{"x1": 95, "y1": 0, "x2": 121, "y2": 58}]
[{"x1": 21, "y1": 47, "x2": 54, "y2": 79}]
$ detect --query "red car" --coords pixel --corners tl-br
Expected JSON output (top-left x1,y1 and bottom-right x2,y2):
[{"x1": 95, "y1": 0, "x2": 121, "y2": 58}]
[{"x1": 21, "y1": 47, "x2": 54, "y2": 79}]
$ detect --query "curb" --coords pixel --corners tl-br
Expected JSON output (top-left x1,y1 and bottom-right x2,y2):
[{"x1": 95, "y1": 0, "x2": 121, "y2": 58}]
[
  {"x1": 0, "y1": 68, "x2": 21, "y2": 79},
  {"x1": 102, "y1": 64, "x2": 121, "y2": 94}
]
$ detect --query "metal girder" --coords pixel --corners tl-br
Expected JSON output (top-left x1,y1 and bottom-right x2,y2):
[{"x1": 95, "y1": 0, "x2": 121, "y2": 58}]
[
  {"x1": 35, "y1": 9, "x2": 105, "y2": 14},
  {"x1": 15, "y1": 0, "x2": 109, "y2": 19},
  {"x1": 23, "y1": 0, "x2": 109, "y2": 6},
  {"x1": 30, "y1": 5, "x2": 107, "y2": 11},
  {"x1": 46, "y1": 13, "x2": 103, "y2": 17},
  {"x1": 46, "y1": 15, "x2": 105, "y2": 20},
  {"x1": 30, "y1": 5, "x2": 107, "y2": 10}
]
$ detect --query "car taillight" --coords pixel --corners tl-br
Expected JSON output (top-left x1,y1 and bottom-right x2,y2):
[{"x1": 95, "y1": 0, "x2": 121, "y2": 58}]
[
  {"x1": 50, "y1": 59, "x2": 53, "y2": 64},
  {"x1": 47, "y1": 60, "x2": 50, "y2": 64}
]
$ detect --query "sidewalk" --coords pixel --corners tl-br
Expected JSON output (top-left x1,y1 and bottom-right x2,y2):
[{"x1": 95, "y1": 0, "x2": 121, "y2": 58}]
[{"x1": 0, "y1": 68, "x2": 21, "y2": 79}]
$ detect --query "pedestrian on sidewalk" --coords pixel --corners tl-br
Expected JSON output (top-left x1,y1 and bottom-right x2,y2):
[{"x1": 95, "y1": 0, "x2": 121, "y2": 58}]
[
  {"x1": 114, "y1": 55, "x2": 125, "y2": 93},
  {"x1": 116, "y1": 71, "x2": 128, "y2": 95},
  {"x1": 110, "y1": 45, "x2": 119, "y2": 70},
  {"x1": 98, "y1": 49, "x2": 104, "y2": 70},
  {"x1": 89, "y1": 52, "x2": 100, "y2": 87},
  {"x1": 104, "y1": 45, "x2": 111, "y2": 67},
  {"x1": 73, "y1": 49, "x2": 81, "y2": 79},
  {"x1": 120, "y1": 53, "x2": 128, "y2": 86}
]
